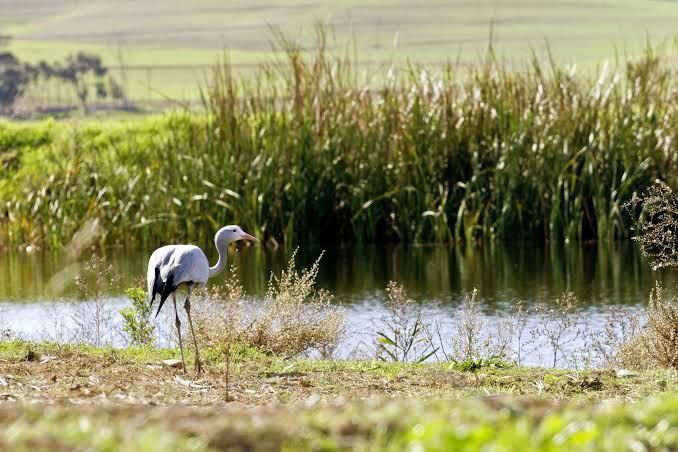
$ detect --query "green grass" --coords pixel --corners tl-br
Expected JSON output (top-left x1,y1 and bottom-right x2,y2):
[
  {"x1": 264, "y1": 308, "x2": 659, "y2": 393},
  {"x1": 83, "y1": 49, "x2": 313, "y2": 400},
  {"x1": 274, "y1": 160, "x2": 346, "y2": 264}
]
[
  {"x1": 0, "y1": 339, "x2": 179, "y2": 363},
  {"x1": 1, "y1": 340, "x2": 676, "y2": 402},
  {"x1": 1, "y1": 37, "x2": 676, "y2": 247},
  {"x1": 0, "y1": 340, "x2": 676, "y2": 451},
  {"x1": 3, "y1": 0, "x2": 678, "y2": 100},
  {"x1": 1, "y1": 395, "x2": 676, "y2": 451}
]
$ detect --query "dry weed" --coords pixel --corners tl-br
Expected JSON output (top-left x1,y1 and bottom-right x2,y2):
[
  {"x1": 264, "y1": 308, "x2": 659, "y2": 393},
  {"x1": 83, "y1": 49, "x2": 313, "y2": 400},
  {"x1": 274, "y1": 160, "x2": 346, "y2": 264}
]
[
  {"x1": 375, "y1": 281, "x2": 437, "y2": 363},
  {"x1": 196, "y1": 252, "x2": 345, "y2": 358},
  {"x1": 432, "y1": 290, "x2": 589, "y2": 368},
  {"x1": 71, "y1": 254, "x2": 121, "y2": 346},
  {"x1": 583, "y1": 307, "x2": 643, "y2": 368},
  {"x1": 629, "y1": 182, "x2": 678, "y2": 270},
  {"x1": 503, "y1": 301, "x2": 530, "y2": 365},
  {"x1": 531, "y1": 292, "x2": 585, "y2": 368},
  {"x1": 435, "y1": 289, "x2": 519, "y2": 364},
  {"x1": 620, "y1": 283, "x2": 678, "y2": 369},
  {"x1": 616, "y1": 182, "x2": 678, "y2": 369},
  {"x1": 449, "y1": 289, "x2": 486, "y2": 361},
  {"x1": 0, "y1": 308, "x2": 13, "y2": 341}
]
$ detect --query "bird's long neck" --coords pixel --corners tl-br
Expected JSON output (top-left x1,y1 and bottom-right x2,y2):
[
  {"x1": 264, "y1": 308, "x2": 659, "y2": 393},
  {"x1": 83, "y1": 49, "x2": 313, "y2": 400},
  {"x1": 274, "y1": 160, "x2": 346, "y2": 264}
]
[{"x1": 208, "y1": 240, "x2": 228, "y2": 278}]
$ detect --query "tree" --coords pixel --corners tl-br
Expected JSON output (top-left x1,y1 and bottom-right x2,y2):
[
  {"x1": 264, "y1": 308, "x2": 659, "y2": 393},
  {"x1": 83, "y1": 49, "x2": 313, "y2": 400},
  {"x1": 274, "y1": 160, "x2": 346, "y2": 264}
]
[
  {"x1": 55, "y1": 52, "x2": 108, "y2": 112},
  {"x1": 0, "y1": 52, "x2": 31, "y2": 114},
  {"x1": 108, "y1": 76, "x2": 124, "y2": 101}
]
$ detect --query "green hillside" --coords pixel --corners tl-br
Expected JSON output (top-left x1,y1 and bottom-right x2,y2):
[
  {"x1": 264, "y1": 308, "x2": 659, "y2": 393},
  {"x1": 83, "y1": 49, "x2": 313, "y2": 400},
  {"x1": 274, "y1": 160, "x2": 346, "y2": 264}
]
[{"x1": 3, "y1": 0, "x2": 678, "y2": 100}]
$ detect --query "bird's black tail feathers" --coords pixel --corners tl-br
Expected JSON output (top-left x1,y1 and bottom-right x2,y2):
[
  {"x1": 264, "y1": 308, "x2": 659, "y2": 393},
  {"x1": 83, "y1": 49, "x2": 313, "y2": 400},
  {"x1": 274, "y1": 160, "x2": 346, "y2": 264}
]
[
  {"x1": 155, "y1": 270, "x2": 177, "y2": 318},
  {"x1": 149, "y1": 267, "x2": 161, "y2": 309}
]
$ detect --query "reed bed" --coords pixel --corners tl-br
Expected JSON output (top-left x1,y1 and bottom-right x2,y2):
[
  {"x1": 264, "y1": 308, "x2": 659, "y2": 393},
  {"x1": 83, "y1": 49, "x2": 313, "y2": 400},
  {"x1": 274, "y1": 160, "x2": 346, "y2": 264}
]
[{"x1": 1, "y1": 32, "x2": 676, "y2": 248}]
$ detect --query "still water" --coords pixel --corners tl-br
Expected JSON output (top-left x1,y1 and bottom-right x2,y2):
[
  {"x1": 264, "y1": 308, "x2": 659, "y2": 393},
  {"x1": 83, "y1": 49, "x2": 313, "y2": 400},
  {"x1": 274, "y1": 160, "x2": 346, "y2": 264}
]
[{"x1": 0, "y1": 242, "x2": 675, "y2": 366}]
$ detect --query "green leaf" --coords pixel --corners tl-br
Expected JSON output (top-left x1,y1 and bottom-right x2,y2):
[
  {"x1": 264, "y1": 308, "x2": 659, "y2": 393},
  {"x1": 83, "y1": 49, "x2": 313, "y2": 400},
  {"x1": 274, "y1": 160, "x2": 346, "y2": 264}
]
[
  {"x1": 377, "y1": 332, "x2": 397, "y2": 347},
  {"x1": 416, "y1": 347, "x2": 439, "y2": 364}
]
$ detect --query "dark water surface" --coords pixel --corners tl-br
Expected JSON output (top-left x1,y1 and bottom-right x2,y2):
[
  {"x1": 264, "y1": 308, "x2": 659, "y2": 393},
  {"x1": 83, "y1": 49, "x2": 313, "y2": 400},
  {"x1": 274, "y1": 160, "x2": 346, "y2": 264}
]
[
  {"x1": 1, "y1": 242, "x2": 674, "y2": 306},
  {"x1": 0, "y1": 242, "x2": 675, "y2": 367}
]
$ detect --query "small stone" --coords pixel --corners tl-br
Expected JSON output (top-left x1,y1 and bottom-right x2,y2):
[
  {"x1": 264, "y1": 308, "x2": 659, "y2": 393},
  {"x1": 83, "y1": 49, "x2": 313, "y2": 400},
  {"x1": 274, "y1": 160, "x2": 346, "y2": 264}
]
[
  {"x1": 615, "y1": 369, "x2": 637, "y2": 378},
  {"x1": 40, "y1": 355, "x2": 57, "y2": 364},
  {"x1": 162, "y1": 359, "x2": 183, "y2": 369}
]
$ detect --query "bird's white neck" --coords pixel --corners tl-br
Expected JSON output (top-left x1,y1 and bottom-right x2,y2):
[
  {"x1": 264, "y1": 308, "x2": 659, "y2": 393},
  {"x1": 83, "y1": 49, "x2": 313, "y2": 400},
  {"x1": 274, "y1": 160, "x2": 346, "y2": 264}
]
[{"x1": 208, "y1": 241, "x2": 229, "y2": 278}]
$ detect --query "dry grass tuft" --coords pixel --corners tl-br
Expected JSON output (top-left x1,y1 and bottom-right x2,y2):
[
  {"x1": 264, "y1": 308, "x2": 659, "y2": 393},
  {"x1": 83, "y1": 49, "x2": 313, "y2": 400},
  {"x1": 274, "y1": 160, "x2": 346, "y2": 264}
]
[
  {"x1": 438, "y1": 289, "x2": 517, "y2": 364},
  {"x1": 196, "y1": 252, "x2": 345, "y2": 358},
  {"x1": 375, "y1": 281, "x2": 437, "y2": 363},
  {"x1": 584, "y1": 306, "x2": 642, "y2": 369},
  {"x1": 447, "y1": 288, "x2": 485, "y2": 361},
  {"x1": 531, "y1": 292, "x2": 585, "y2": 368},
  {"x1": 620, "y1": 283, "x2": 678, "y2": 369},
  {"x1": 71, "y1": 254, "x2": 121, "y2": 346}
]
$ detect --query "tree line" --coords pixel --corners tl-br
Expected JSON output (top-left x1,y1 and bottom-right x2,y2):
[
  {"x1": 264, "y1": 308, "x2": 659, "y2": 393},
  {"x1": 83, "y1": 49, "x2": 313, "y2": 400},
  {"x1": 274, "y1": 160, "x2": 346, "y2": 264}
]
[{"x1": 0, "y1": 35, "x2": 125, "y2": 114}]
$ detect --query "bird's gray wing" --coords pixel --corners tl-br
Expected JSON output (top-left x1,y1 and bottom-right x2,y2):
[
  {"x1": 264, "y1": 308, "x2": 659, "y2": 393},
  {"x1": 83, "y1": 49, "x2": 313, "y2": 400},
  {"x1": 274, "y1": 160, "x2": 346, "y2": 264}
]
[
  {"x1": 147, "y1": 245, "x2": 207, "y2": 318},
  {"x1": 147, "y1": 245, "x2": 178, "y2": 313},
  {"x1": 154, "y1": 246, "x2": 199, "y2": 317}
]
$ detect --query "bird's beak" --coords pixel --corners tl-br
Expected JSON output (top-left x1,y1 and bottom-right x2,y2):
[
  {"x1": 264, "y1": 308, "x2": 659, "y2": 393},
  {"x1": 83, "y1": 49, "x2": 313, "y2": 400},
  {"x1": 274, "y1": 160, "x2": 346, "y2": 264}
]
[{"x1": 240, "y1": 231, "x2": 259, "y2": 243}]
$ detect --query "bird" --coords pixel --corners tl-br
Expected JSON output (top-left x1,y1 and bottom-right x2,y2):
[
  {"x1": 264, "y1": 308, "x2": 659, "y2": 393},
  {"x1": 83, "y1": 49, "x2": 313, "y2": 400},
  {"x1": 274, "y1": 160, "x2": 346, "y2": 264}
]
[{"x1": 146, "y1": 225, "x2": 258, "y2": 373}]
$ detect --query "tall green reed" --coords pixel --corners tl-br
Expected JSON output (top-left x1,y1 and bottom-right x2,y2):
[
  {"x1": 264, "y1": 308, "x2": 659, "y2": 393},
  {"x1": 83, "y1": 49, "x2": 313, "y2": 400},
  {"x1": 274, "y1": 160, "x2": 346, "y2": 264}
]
[{"x1": 1, "y1": 30, "x2": 676, "y2": 248}]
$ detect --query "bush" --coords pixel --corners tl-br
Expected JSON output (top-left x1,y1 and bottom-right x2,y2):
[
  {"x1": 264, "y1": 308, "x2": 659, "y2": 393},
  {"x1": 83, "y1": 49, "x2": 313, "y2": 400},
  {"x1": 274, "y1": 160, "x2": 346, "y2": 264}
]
[
  {"x1": 630, "y1": 182, "x2": 678, "y2": 270},
  {"x1": 619, "y1": 182, "x2": 678, "y2": 370},
  {"x1": 376, "y1": 281, "x2": 438, "y2": 363},
  {"x1": 119, "y1": 287, "x2": 155, "y2": 347},
  {"x1": 620, "y1": 283, "x2": 678, "y2": 369},
  {"x1": 196, "y1": 252, "x2": 344, "y2": 358}
]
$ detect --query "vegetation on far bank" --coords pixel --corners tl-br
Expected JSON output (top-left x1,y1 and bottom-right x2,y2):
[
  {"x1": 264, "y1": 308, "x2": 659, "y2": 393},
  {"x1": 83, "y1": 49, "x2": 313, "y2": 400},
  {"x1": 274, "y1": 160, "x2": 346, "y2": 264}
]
[
  {"x1": 5, "y1": 0, "x2": 678, "y2": 105},
  {"x1": 1, "y1": 33, "x2": 677, "y2": 248},
  {"x1": 0, "y1": 45, "x2": 126, "y2": 115},
  {"x1": 0, "y1": 340, "x2": 676, "y2": 451}
]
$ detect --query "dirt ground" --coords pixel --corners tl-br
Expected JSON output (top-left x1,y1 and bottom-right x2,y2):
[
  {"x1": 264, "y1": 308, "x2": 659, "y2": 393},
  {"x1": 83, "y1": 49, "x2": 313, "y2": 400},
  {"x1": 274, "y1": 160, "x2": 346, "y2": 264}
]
[
  {"x1": 0, "y1": 341, "x2": 676, "y2": 450},
  {"x1": 1, "y1": 341, "x2": 674, "y2": 406}
]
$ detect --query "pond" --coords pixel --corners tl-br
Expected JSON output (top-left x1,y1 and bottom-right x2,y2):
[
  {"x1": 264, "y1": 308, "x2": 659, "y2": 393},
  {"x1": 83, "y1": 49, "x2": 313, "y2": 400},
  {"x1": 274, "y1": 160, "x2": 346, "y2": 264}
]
[{"x1": 0, "y1": 242, "x2": 675, "y2": 367}]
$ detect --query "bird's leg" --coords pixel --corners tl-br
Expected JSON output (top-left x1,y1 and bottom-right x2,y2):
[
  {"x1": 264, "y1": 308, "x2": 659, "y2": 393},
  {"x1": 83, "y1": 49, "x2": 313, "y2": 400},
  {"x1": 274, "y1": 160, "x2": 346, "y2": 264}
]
[
  {"x1": 173, "y1": 294, "x2": 186, "y2": 373},
  {"x1": 184, "y1": 287, "x2": 203, "y2": 373}
]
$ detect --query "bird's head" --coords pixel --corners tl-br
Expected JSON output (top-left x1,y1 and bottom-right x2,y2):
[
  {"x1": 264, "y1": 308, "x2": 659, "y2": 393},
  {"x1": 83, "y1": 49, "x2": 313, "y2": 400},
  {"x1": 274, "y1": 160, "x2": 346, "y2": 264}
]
[{"x1": 215, "y1": 225, "x2": 258, "y2": 247}]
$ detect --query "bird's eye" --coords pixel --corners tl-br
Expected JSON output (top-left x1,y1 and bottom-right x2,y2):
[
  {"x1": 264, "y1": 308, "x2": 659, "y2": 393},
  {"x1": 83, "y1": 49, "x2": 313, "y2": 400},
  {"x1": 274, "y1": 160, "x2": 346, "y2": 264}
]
[{"x1": 231, "y1": 229, "x2": 236, "y2": 232}]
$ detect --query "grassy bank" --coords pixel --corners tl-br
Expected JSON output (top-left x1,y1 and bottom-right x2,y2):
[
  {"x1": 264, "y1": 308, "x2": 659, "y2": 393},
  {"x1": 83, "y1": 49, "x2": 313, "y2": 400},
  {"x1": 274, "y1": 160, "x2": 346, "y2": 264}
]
[
  {"x1": 0, "y1": 341, "x2": 675, "y2": 450},
  {"x1": 1, "y1": 42, "x2": 677, "y2": 248}
]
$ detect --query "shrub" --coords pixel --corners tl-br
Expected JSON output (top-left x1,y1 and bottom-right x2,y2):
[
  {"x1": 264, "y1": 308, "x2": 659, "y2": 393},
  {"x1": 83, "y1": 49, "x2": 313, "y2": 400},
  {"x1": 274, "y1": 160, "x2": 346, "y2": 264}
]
[
  {"x1": 70, "y1": 254, "x2": 120, "y2": 346},
  {"x1": 376, "y1": 281, "x2": 438, "y2": 363},
  {"x1": 531, "y1": 292, "x2": 585, "y2": 368},
  {"x1": 119, "y1": 287, "x2": 155, "y2": 347},
  {"x1": 630, "y1": 182, "x2": 678, "y2": 270},
  {"x1": 196, "y1": 252, "x2": 345, "y2": 358},
  {"x1": 620, "y1": 283, "x2": 678, "y2": 369},
  {"x1": 441, "y1": 288, "x2": 515, "y2": 364},
  {"x1": 584, "y1": 306, "x2": 642, "y2": 368}
]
